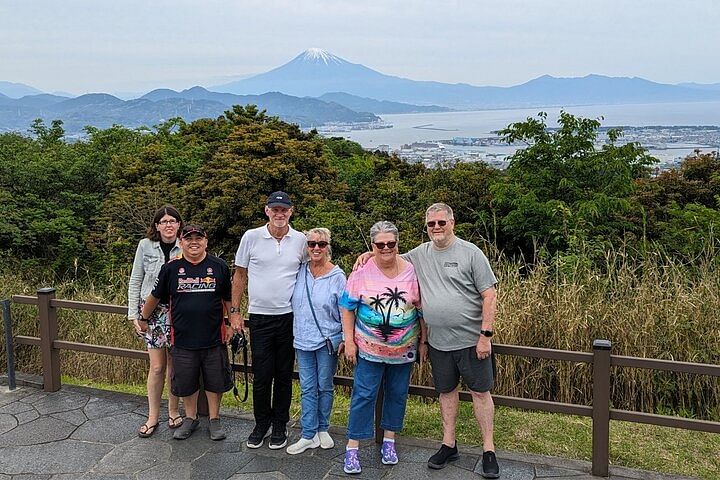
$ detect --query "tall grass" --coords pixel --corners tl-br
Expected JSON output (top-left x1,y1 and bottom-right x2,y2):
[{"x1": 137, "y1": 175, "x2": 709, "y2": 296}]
[{"x1": 1, "y1": 247, "x2": 718, "y2": 420}]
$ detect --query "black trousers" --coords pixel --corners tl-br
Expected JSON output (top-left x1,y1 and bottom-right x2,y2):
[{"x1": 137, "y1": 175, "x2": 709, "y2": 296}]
[{"x1": 247, "y1": 312, "x2": 294, "y2": 427}]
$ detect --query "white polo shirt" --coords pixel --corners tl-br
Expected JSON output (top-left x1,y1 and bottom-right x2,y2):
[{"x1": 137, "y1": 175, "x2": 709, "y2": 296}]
[{"x1": 234, "y1": 224, "x2": 307, "y2": 315}]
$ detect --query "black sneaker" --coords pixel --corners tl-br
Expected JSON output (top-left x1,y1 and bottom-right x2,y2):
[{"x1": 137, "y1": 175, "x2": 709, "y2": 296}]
[
  {"x1": 268, "y1": 424, "x2": 288, "y2": 449},
  {"x1": 246, "y1": 424, "x2": 271, "y2": 449},
  {"x1": 428, "y1": 443, "x2": 459, "y2": 469},
  {"x1": 481, "y1": 450, "x2": 500, "y2": 478}
]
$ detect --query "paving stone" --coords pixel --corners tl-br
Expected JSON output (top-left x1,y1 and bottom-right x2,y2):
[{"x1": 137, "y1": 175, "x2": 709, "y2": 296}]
[
  {"x1": 0, "y1": 440, "x2": 112, "y2": 474},
  {"x1": 535, "y1": 464, "x2": 587, "y2": 477},
  {"x1": 18, "y1": 392, "x2": 48, "y2": 404},
  {"x1": 495, "y1": 458, "x2": 536, "y2": 480},
  {"x1": 168, "y1": 430, "x2": 219, "y2": 462},
  {"x1": 84, "y1": 397, "x2": 136, "y2": 420},
  {"x1": 14, "y1": 409, "x2": 40, "y2": 425},
  {"x1": 34, "y1": 392, "x2": 89, "y2": 415},
  {"x1": 0, "y1": 416, "x2": 75, "y2": 446},
  {"x1": 51, "y1": 409, "x2": 88, "y2": 426},
  {"x1": 190, "y1": 451, "x2": 255, "y2": 479},
  {"x1": 51, "y1": 474, "x2": 132, "y2": 479},
  {"x1": 454, "y1": 452, "x2": 481, "y2": 471},
  {"x1": 12, "y1": 475, "x2": 51, "y2": 480},
  {"x1": 0, "y1": 401, "x2": 33, "y2": 414},
  {"x1": 94, "y1": 438, "x2": 171, "y2": 474},
  {"x1": 277, "y1": 455, "x2": 335, "y2": 479},
  {"x1": 71, "y1": 412, "x2": 144, "y2": 444},
  {"x1": 326, "y1": 460, "x2": 388, "y2": 478},
  {"x1": 234, "y1": 455, "x2": 285, "y2": 474},
  {"x1": 136, "y1": 462, "x2": 192, "y2": 480},
  {"x1": 228, "y1": 473, "x2": 289, "y2": 480},
  {"x1": 0, "y1": 387, "x2": 35, "y2": 407},
  {"x1": 0, "y1": 414, "x2": 17, "y2": 435},
  {"x1": 384, "y1": 461, "x2": 482, "y2": 479}
]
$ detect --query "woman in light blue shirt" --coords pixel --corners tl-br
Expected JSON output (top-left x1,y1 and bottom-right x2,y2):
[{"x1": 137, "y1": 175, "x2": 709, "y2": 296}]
[{"x1": 286, "y1": 228, "x2": 346, "y2": 455}]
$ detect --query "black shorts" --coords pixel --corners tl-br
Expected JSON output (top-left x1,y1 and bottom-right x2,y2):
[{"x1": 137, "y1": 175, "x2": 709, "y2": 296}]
[
  {"x1": 428, "y1": 344, "x2": 494, "y2": 393},
  {"x1": 170, "y1": 344, "x2": 233, "y2": 397}
]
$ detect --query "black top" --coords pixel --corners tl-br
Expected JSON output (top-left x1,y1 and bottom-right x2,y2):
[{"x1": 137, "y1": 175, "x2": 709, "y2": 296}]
[
  {"x1": 152, "y1": 254, "x2": 231, "y2": 349},
  {"x1": 160, "y1": 240, "x2": 175, "y2": 263}
]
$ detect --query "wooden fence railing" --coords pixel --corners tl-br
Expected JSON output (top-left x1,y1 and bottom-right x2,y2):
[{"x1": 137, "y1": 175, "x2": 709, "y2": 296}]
[{"x1": 3, "y1": 287, "x2": 719, "y2": 477}]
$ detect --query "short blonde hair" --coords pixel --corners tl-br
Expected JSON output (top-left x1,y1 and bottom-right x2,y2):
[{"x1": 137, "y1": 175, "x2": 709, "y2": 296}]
[{"x1": 306, "y1": 227, "x2": 332, "y2": 259}]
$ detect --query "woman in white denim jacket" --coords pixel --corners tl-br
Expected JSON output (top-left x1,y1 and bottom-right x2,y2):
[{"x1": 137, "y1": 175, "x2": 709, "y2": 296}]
[{"x1": 128, "y1": 205, "x2": 183, "y2": 437}]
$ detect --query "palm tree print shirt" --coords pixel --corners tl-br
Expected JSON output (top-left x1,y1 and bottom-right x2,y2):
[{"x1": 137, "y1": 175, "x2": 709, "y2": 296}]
[{"x1": 339, "y1": 259, "x2": 422, "y2": 364}]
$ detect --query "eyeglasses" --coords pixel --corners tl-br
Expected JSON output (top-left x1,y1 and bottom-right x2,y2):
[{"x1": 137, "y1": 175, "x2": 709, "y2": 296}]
[
  {"x1": 373, "y1": 241, "x2": 397, "y2": 250},
  {"x1": 307, "y1": 241, "x2": 329, "y2": 249},
  {"x1": 426, "y1": 220, "x2": 448, "y2": 228},
  {"x1": 158, "y1": 220, "x2": 178, "y2": 226}
]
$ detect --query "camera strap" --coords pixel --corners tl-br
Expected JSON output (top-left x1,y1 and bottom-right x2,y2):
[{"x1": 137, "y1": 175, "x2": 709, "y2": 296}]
[{"x1": 232, "y1": 331, "x2": 249, "y2": 403}]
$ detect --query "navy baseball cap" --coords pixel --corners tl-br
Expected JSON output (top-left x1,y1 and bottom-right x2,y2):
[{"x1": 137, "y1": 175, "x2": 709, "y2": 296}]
[
  {"x1": 266, "y1": 191, "x2": 293, "y2": 208},
  {"x1": 181, "y1": 224, "x2": 207, "y2": 239}
]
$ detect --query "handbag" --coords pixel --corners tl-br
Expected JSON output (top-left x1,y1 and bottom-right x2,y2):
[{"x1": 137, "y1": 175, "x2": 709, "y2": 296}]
[{"x1": 304, "y1": 265, "x2": 341, "y2": 355}]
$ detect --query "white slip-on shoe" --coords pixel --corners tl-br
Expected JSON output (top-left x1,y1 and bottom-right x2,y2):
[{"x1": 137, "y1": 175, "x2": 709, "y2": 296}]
[
  {"x1": 318, "y1": 431, "x2": 334, "y2": 449},
  {"x1": 286, "y1": 434, "x2": 320, "y2": 455}
]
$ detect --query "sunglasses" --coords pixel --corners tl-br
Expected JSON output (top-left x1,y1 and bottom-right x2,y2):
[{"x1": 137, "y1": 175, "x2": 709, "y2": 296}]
[
  {"x1": 307, "y1": 241, "x2": 329, "y2": 248},
  {"x1": 426, "y1": 220, "x2": 448, "y2": 228},
  {"x1": 373, "y1": 241, "x2": 397, "y2": 250}
]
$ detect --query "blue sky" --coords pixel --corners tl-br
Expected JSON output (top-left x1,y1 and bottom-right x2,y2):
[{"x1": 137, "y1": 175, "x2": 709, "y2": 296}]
[{"x1": 2, "y1": 0, "x2": 718, "y2": 95}]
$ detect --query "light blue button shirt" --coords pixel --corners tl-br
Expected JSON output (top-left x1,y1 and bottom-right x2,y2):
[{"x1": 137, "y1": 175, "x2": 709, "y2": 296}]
[{"x1": 291, "y1": 263, "x2": 346, "y2": 351}]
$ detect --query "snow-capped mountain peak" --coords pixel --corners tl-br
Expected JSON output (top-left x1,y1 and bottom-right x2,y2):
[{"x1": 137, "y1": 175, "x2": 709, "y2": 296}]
[{"x1": 299, "y1": 48, "x2": 344, "y2": 65}]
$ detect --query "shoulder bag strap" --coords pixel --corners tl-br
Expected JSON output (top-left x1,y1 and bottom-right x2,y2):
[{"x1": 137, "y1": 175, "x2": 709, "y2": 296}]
[{"x1": 305, "y1": 265, "x2": 327, "y2": 338}]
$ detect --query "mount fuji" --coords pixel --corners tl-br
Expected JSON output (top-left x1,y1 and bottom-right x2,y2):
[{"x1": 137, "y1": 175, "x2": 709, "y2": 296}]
[{"x1": 212, "y1": 48, "x2": 720, "y2": 109}]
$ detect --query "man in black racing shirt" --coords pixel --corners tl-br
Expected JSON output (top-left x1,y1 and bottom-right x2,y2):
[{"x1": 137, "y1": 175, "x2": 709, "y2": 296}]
[{"x1": 140, "y1": 224, "x2": 232, "y2": 441}]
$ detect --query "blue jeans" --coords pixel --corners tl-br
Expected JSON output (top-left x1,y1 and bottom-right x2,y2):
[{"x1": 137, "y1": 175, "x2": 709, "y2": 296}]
[
  {"x1": 346, "y1": 357, "x2": 413, "y2": 440},
  {"x1": 297, "y1": 347, "x2": 338, "y2": 439}
]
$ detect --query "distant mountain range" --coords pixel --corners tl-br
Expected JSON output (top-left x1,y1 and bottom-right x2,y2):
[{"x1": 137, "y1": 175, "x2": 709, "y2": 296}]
[
  {"x1": 0, "y1": 88, "x2": 381, "y2": 135},
  {"x1": 2, "y1": 48, "x2": 720, "y2": 135},
  {"x1": 0, "y1": 81, "x2": 44, "y2": 98},
  {"x1": 213, "y1": 49, "x2": 720, "y2": 109}
]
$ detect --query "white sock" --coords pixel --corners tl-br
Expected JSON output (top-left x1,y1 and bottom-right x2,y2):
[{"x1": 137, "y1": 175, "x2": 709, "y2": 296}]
[
  {"x1": 346, "y1": 446, "x2": 358, "y2": 451},
  {"x1": 383, "y1": 437, "x2": 395, "y2": 443}
]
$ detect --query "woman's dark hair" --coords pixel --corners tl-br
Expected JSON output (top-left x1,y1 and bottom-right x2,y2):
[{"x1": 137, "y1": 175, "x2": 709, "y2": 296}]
[{"x1": 146, "y1": 205, "x2": 183, "y2": 241}]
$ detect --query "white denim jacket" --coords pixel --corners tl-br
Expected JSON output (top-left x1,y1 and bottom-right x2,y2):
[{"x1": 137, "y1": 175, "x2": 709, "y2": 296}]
[{"x1": 127, "y1": 238, "x2": 181, "y2": 319}]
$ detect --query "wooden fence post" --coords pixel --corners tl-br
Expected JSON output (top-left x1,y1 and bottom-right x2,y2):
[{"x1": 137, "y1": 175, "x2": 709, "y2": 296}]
[
  {"x1": 592, "y1": 339, "x2": 612, "y2": 477},
  {"x1": 38, "y1": 287, "x2": 61, "y2": 392}
]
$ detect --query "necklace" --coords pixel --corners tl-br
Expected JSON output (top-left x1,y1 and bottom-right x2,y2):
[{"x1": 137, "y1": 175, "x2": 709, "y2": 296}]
[
  {"x1": 376, "y1": 256, "x2": 400, "y2": 278},
  {"x1": 310, "y1": 262, "x2": 332, "y2": 278}
]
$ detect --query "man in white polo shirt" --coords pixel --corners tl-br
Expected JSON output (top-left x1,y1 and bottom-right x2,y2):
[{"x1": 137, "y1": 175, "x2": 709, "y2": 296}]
[{"x1": 230, "y1": 191, "x2": 306, "y2": 450}]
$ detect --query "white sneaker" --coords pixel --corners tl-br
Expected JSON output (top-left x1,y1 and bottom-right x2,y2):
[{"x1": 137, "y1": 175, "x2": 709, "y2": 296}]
[
  {"x1": 286, "y1": 434, "x2": 320, "y2": 455},
  {"x1": 318, "y1": 431, "x2": 334, "y2": 449}
]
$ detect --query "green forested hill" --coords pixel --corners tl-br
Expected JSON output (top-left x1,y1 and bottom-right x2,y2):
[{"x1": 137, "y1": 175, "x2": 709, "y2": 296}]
[
  {"x1": 1, "y1": 105, "x2": 719, "y2": 421},
  {"x1": 2, "y1": 105, "x2": 718, "y2": 276}
]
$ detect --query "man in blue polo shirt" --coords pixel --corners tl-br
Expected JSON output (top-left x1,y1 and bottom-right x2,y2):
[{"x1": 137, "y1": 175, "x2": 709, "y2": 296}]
[{"x1": 230, "y1": 191, "x2": 306, "y2": 449}]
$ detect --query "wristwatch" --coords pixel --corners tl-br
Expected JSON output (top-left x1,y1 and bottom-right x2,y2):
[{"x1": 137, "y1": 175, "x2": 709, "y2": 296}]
[
  {"x1": 229, "y1": 307, "x2": 241, "y2": 314},
  {"x1": 480, "y1": 329, "x2": 493, "y2": 338}
]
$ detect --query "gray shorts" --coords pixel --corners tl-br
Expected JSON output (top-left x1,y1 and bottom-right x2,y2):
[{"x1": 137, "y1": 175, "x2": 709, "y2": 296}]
[{"x1": 428, "y1": 344, "x2": 494, "y2": 393}]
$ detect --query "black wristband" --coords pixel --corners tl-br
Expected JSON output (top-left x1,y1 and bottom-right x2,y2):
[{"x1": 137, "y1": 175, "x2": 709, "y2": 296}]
[{"x1": 138, "y1": 317, "x2": 148, "y2": 323}]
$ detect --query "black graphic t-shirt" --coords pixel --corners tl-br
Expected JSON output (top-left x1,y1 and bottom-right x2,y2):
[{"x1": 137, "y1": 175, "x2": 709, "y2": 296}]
[{"x1": 152, "y1": 254, "x2": 231, "y2": 349}]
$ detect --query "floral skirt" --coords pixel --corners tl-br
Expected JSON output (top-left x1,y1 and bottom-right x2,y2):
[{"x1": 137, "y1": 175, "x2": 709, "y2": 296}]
[{"x1": 137, "y1": 302, "x2": 171, "y2": 349}]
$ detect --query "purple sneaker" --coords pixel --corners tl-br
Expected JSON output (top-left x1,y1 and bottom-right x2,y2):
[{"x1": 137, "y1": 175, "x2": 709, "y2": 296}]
[
  {"x1": 344, "y1": 448, "x2": 362, "y2": 474},
  {"x1": 381, "y1": 441, "x2": 398, "y2": 465}
]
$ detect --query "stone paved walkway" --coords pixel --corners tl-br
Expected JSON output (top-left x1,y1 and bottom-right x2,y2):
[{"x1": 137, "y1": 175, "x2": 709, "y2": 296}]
[{"x1": 0, "y1": 381, "x2": 693, "y2": 479}]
